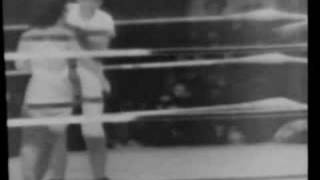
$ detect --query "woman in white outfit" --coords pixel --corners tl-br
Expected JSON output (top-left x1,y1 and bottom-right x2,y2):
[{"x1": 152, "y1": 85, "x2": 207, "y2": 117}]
[
  {"x1": 16, "y1": 0, "x2": 82, "y2": 180},
  {"x1": 64, "y1": 0, "x2": 115, "y2": 179}
]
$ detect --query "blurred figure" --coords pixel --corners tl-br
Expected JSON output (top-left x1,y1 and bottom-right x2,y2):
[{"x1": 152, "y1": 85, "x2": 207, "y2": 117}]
[
  {"x1": 157, "y1": 81, "x2": 193, "y2": 143},
  {"x1": 16, "y1": 0, "x2": 76, "y2": 180},
  {"x1": 65, "y1": 0, "x2": 115, "y2": 179},
  {"x1": 158, "y1": 82, "x2": 193, "y2": 109}
]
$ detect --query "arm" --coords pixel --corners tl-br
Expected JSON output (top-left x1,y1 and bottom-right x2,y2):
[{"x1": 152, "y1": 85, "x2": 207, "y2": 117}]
[
  {"x1": 68, "y1": 38, "x2": 111, "y2": 93},
  {"x1": 79, "y1": 56, "x2": 111, "y2": 94},
  {"x1": 66, "y1": 10, "x2": 115, "y2": 93},
  {"x1": 79, "y1": 13, "x2": 116, "y2": 93}
]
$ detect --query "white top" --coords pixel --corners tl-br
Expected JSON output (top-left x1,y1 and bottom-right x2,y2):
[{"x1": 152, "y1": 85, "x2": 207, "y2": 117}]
[
  {"x1": 17, "y1": 26, "x2": 78, "y2": 105},
  {"x1": 64, "y1": 3, "x2": 115, "y2": 97}
]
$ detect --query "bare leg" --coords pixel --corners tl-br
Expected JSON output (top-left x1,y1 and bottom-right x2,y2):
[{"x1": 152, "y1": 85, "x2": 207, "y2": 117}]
[
  {"x1": 49, "y1": 127, "x2": 67, "y2": 180},
  {"x1": 84, "y1": 136, "x2": 107, "y2": 179},
  {"x1": 46, "y1": 107, "x2": 70, "y2": 180},
  {"x1": 81, "y1": 102, "x2": 108, "y2": 179},
  {"x1": 21, "y1": 127, "x2": 54, "y2": 180},
  {"x1": 21, "y1": 107, "x2": 70, "y2": 180}
]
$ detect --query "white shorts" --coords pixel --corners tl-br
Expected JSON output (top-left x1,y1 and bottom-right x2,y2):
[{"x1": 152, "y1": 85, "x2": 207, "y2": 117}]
[
  {"x1": 77, "y1": 67, "x2": 104, "y2": 99},
  {"x1": 22, "y1": 106, "x2": 71, "y2": 146},
  {"x1": 23, "y1": 103, "x2": 106, "y2": 138}
]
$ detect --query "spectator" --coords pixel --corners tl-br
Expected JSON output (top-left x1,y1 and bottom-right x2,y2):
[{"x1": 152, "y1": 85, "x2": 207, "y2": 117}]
[{"x1": 158, "y1": 82, "x2": 193, "y2": 109}]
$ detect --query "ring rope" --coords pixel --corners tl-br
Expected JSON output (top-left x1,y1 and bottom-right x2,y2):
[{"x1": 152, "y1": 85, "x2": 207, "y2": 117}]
[
  {"x1": 102, "y1": 57, "x2": 307, "y2": 71},
  {"x1": 114, "y1": 11, "x2": 307, "y2": 25},
  {"x1": 3, "y1": 10, "x2": 307, "y2": 31},
  {"x1": 4, "y1": 43, "x2": 307, "y2": 61},
  {"x1": 7, "y1": 104, "x2": 307, "y2": 128},
  {"x1": 5, "y1": 54, "x2": 307, "y2": 75},
  {"x1": 153, "y1": 43, "x2": 307, "y2": 54},
  {"x1": 4, "y1": 49, "x2": 152, "y2": 61}
]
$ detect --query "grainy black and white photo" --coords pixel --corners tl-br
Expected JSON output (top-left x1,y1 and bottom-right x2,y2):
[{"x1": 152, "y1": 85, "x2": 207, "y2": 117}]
[{"x1": 5, "y1": 0, "x2": 307, "y2": 180}]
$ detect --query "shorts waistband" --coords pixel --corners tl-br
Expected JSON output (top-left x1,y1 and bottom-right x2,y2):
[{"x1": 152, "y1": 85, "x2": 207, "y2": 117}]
[
  {"x1": 26, "y1": 102, "x2": 72, "y2": 109},
  {"x1": 26, "y1": 97, "x2": 103, "y2": 109}
]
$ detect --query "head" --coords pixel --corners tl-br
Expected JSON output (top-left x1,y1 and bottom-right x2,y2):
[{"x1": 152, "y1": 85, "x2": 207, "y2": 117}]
[
  {"x1": 78, "y1": 0, "x2": 103, "y2": 11},
  {"x1": 29, "y1": 0, "x2": 68, "y2": 28},
  {"x1": 173, "y1": 83, "x2": 191, "y2": 98}
]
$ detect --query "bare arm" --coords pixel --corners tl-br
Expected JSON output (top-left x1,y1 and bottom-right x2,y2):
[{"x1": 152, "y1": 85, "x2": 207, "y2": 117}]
[{"x1": 68, "y1": 37, "x2": 111, "y2": 93}]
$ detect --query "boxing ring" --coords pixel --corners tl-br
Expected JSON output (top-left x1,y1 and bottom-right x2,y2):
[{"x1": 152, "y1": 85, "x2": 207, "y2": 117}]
[
  {"x1": 6, "y1": 52, "x2": 308, "y2": 180},
  {"x1": 5, "y1": 8, "x2": 308, "y2": 180}
]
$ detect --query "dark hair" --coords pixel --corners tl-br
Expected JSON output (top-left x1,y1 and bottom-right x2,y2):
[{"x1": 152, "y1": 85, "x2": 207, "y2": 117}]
[{"x1": 29, "y1": 0, "x2": 68, "y2": 28}]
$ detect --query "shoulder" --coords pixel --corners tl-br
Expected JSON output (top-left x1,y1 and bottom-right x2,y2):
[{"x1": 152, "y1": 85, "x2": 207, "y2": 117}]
[
  {"x1": 20, "y1": 26, "x2": 77, "y2": 42},
  {"x1": 96, "y1": 9, "x2": 115, "y2": 24},
  {"x1": 19, "y1": 29, "x2": 44, "y2": 43},
  {"x1": 18, "y1": 29, "x2": 42, "y2": 50}
]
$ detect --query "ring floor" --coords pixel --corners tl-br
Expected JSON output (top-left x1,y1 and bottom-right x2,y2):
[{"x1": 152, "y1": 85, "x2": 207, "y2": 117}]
[{"x1": 9, "y1": 143, "x2": 307, "y2": 180}]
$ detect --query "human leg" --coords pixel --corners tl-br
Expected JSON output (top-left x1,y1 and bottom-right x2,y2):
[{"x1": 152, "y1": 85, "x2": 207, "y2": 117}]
[
  {"x1": 21, "y1": 126, "x2": 54, "y2": 180},
  {"x1": 46, "y1": 107, "x2": 70, "y2": 180},
  {"x1": 81, "y1": 102, "x2": 108, "y2": 179},
  {"x1": 20, "y1": 107, "x2": 60, "y2": 180},
  {"x1": 20, "y1": 107, "x2": 69, "y2": 180}
]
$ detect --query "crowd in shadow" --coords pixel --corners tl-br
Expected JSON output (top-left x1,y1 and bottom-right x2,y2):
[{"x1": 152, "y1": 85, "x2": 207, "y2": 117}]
[{"x1": 98, "y1": 62, "x2": 307, "y2": 147}]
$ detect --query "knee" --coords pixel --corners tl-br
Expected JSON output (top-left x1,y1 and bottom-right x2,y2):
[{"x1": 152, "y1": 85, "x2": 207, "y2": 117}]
[
  {"x1": 81, "y1": 124, "x2": 105, "y2": 138},
  {"x1": 20, "y1": 145, "x2": 39, "y2": 179},
  {"x1": 20, "y1": 145, "x2": 38, "y2": 159}
]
